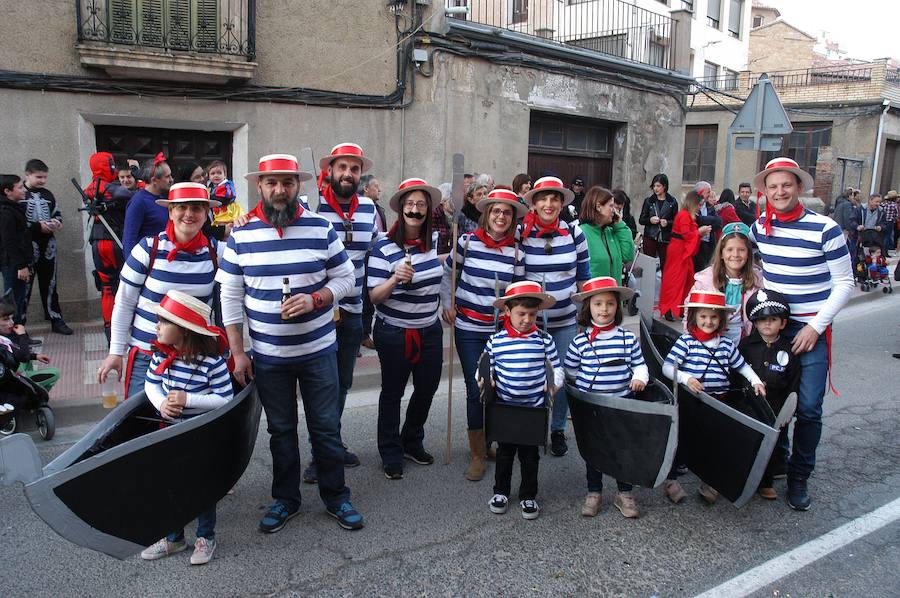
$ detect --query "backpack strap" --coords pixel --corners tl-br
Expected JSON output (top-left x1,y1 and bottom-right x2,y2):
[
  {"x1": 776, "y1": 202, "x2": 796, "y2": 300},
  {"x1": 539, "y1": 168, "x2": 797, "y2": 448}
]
[{"x1": 146, "y1": 235, "x2": 160, "y2": 278}]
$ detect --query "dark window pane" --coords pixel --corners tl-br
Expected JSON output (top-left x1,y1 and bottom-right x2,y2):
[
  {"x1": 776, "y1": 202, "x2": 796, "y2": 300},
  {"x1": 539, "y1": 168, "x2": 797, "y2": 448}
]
[
  {"x1": 568, "y1": 126, "x2": 587, "y2": 150},
  {"x1": 542, "y1": 123, "x2": 564, "y2": 148}
]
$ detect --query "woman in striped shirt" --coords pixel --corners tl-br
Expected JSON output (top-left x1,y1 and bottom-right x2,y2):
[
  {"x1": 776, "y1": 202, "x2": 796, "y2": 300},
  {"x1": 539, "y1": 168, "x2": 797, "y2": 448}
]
[
  {"x1": 519, "y1": 176, "x2": 592, "y2": 457},
  {"x1": 440, "y1": 188, "x2": 527, "y2": 481},
  {"x1": 565, "y1": 277, "x2": 648, "y2": 518},
  {"x1": 97, "y1": 182, "x2": 221, "y2": 398},
  {"x1": 368, "y1": 178, "x2": 444, "y2": 481}
]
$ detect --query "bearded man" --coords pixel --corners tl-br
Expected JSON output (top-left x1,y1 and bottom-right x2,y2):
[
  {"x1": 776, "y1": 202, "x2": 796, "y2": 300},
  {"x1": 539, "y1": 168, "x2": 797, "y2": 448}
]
[{"x1": 217, "y1": 154, "x2": 364, "y2": 533}]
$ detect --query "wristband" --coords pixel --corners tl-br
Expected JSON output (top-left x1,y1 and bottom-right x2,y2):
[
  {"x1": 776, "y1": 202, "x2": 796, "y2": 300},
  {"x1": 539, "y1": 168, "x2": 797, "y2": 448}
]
[{"x1": 311, "y1": 292, "x2": 325, "y2": 309}]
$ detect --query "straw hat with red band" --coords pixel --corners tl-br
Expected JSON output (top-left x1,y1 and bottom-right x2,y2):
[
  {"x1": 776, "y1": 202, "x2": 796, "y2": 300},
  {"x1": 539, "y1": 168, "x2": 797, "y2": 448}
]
[
  {"x1": 492, "y1": 281, "x2": 556, "y2": 310},
  {"x1": 319, "y1": 142, "x2": 373, "y2": 174},
  {"x1": 476, "y1": 188, "x2": 528, "y2": 219},
  {"x1": 245, "y1": 153, "x2": 313, "y2": 182},
  {"x1": 571, "y1": 276, "x2": 634, "y2": 303},
  {"x1": 155, "y1": 182, "x2": 220, "y2": 208},
  {"x1": 389, "y1": 177, "x2": 442, "y2": 213},
  {"x1": 753, "y1": 157, "x2": 814, "y2": 192},
  {"x1": 522, "y1": 176, "x2": 575, "y2": 206},
  {"x1": 680, "y1": 289, "x2": 735, "y2": 311},
  {"x1": 155, "y1": 290, "x2": 221, "y2": 337}
]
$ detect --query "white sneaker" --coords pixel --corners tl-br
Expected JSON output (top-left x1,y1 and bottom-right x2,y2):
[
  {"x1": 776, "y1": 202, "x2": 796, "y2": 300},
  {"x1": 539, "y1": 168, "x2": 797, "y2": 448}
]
[
  {"x1": 190, "y1": 537, "x2": 216, "y2": 565},
  {"x1": 520, "y1": 499, "x2": 540, "y2": 520},
  {"x1": 140, "y1": 538, "x2": 187, "y2": 561},
  {"x1": 0, "y1": 403, "x2": 13, "y2": 414},
  {"x1": 489, "y1": 494, "x2": 508, "y2": 514}
]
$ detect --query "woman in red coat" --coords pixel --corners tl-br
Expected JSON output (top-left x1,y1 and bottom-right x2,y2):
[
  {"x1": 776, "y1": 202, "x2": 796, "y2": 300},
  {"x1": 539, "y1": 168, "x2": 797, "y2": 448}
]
[{"x1": 658, "y1": 191, "x2": 712, "y2": 321}]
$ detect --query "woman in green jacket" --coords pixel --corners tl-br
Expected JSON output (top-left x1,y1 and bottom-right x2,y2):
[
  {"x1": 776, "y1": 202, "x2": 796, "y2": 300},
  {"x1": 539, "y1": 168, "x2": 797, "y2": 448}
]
[{"x1": 579, "y1": 186, "x2": 635, "y2": 284}]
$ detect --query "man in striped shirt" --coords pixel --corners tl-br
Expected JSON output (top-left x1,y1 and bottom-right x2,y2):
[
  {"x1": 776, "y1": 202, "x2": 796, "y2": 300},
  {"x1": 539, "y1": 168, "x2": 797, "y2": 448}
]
[
  {"x1": 750, "y1": 157, "x2": 854, "y2": 511},
  {"x1": 217, "y1": 154, "x2": 364, "y2": 533}
]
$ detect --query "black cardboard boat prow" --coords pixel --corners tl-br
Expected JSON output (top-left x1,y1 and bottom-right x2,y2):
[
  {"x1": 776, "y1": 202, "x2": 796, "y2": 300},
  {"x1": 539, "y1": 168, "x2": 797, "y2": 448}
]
[
  {"x1": 480, "y1": 353, "x2": 551, "y2": 448},
  {"x1": 0, "y1": 382, "x2": 261, "y2": 559},
  {"x1": 566, "y1": 379, "x2": 677, "y2": 489},
  {"x1": 639, "y1": 315, "x2": 794, "y2": 507}
]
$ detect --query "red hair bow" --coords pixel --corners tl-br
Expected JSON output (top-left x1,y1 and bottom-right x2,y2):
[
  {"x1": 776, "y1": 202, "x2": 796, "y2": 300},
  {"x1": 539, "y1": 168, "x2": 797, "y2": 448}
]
[{"x1": 153, "y1": 152, "x2": 166, "y2": 166}]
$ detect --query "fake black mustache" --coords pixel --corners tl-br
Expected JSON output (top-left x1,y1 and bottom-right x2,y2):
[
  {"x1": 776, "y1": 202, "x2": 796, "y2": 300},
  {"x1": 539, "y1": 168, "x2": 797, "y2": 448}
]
[{"x1": 404, "y1": 211, "x2": 426, "y2": 220}]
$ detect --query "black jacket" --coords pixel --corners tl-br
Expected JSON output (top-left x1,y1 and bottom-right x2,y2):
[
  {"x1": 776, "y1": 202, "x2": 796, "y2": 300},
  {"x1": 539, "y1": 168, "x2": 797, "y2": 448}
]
[
  {"x1": 0, "y1": 197, "x2": 32, "y2": 269},
  {"x1": 738, "y1": 330, "x2": 801, "y2": 413},
  {"x1": 735, "y1": 199, "x2": 758, "y2": 226},
  {"x1": 638, "y1": 193, "x2": 679, "y2": 243},
  {"x1": 23, "y1": 185, "x2": 61, "y2": 243}
]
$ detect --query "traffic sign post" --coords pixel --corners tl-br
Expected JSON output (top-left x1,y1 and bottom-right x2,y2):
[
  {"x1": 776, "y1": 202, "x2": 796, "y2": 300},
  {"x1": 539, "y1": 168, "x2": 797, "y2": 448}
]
[{"x1": 722, "y1": 74, "x2": 792, "y2": 188}]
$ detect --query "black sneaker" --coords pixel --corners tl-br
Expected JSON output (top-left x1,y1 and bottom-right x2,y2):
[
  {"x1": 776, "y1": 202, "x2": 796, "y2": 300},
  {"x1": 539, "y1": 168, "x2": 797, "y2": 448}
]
[
  {"x1": 520, "y1": 499, "x2": 540, "y2": 520},
  {"x1": 489, "y1": 494, "x2": 508, "y2": 514},
  {"x1": 343, "y1": 448, "x2": 361, "y2": 468},
  {"x1": 302, "y1": 461, "x2": 318, "y2": 484},
  {"x1": 258, "y1": 502, "x2": 299, "y2": 533},
  {"x1": 550, "y1": 431, "x2": 568, "y2": 457},
  {"x1": 51, "y1": 319, "x2": 73, "y2": 335},
  {"x1": 384, "y1": 463, "x2": 403, "y2": 480},
  {"x1": 403, "y1": 447, "x2": 434, "y2": 465},
  {"x1": 786, "y1": 477, "x2": 811, "y2": 511}
]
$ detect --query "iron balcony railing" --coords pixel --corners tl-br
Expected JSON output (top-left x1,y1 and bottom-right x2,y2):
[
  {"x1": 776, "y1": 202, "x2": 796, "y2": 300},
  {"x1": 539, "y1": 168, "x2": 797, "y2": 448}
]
[
  {"x1": 449, "y1": 0, "x2": 678, "y2": 71},
  {"x1": 76, "y1": 0, "x2": 256, "y2": 59},
  {"x1": 695, "y1": 64, "x2": 875, "y2": 93}
]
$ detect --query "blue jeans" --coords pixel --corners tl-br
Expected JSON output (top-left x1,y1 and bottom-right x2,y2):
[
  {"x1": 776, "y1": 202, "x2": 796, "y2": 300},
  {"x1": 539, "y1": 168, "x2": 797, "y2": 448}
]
[
  {"x1": 167, "y1": 505, "x2": 216, "y2": 541},
  {"x1": 255, "y1": 354, "x2": 350, "y2": 511},
  {"x1": 782, "y1": 320, "x2": 829, "y2": 480},
  {"x1": 586, "y1": 464, "x2": 633, "y2": 493},
  {"x1": 125, "y1": 350, "x2": 152, "y2": 398},
  {"x1": 548, "y1": 324, "x2": 578, "y2": 433},
  {"x1": 454, "y1": 327, "x2": 493, "y2": 430},
  {"x1": 1, "y1": 267, "x2": 29, "y2": 325},
  {"x1": 335, "y1": 310, "x2": 364, "y2": 412},
  {"x1": 374, "y1": 318, "x2": 443, "y2": 465}
]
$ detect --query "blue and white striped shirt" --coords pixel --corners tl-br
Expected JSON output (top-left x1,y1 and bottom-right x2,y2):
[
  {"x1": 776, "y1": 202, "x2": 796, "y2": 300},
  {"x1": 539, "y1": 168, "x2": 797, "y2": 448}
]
[
  {"x1": 367, "y1": 232, "x2": 442, "y2": 328},
  {"x1": 111, "y1": 233, "x2": 220, "y2": 355},
  {"x1": 145, "y1": 353, "x2": 233, "y2": 417},
  {"x1": 519, "y1": 221, "x2": 591, "y2": 329},
  {"x1": 564, "y1": 327, "x2": 648, "y2": 396},
  {"x1": 317, "y1": 196, "x2": 378, "y2": 314},
  {"x1": 485, "y1": 329, "x2": 563, "y2": 407},
  {"x1": 662, "y1": 334, "x2": 760, "y2": 395},
  {"x1": 440, "y1": 232, "x2": 525, "y2": 333},
  {"x1": 750, "y1": 209, "x2": 854, "y2": 333},
  {"x1": 216, "y1": 209, "x2": 355, "y2": 365}
]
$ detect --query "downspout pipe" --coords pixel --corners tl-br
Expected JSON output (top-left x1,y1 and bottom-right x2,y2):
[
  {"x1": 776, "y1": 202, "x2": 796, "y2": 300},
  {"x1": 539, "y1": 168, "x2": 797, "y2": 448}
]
[{"x1": 870, "y1": 99, "x2": 890, "y2": 194}]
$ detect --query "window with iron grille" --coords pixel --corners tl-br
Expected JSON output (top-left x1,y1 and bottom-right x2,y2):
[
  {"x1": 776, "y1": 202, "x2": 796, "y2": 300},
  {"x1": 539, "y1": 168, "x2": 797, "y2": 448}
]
[
  {"x1": 511, "y1": 0, "x2": 528, "y2": 24},
  {"x1": 683, "y1": 125, "x2": 718, "y2": 183},
  {"x1": 707, "y1": 0, "x2": 721, "y2": 29},
  {"x1": 723, "y1": 68, "x2": 738, "y2": 90},
  {"x1": 107, "y1": 0, "x2": 219, "y2": 51},
  {"x1": 704, "y1": 61, "x2": 719, "y2": 81},
  {"x1": 728, "y1": 0, "x2": 743, "y2": 38},
  {"x1": 761, "y1": 123, "x2": 832, "y2": 182}
]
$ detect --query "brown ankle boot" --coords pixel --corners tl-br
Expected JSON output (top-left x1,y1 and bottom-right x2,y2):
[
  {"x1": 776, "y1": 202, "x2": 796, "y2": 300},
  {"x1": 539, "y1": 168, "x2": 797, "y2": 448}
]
[{"x1": 465, "y1": 429, "x2": 487, "y2": 481}]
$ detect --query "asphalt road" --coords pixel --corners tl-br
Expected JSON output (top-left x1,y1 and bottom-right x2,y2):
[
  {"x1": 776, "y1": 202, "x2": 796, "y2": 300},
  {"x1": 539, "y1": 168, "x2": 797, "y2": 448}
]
[{"x1": 2, "y1": 295, "x2": 898, "y2": 597}]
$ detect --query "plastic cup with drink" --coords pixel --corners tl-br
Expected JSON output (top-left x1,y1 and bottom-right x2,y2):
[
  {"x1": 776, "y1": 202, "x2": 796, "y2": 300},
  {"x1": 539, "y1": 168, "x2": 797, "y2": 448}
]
[{"x1": 100, "y1": 370, "x2": 119, "y2": 409}]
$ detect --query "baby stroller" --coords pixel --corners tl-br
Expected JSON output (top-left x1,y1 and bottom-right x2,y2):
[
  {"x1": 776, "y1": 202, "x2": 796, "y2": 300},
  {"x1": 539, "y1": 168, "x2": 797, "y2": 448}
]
[
  {"x1": 855, "y1": 228, "x2": 894, "y2": 294},
  {"x1": 0, "y1": 347, "x2": 55, "y2": 440}
]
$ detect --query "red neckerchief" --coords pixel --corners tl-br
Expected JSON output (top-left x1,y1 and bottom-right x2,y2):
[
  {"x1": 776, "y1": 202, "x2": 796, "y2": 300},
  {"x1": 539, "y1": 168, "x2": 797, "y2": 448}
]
[
  {"x1": 404, "y1": 237, "x2": 424, "y2": 252},
  {"x1": 588, "y1": 322, "x2": 617, "y2": 342},
  {"x1": 151, "y1": 341, "x2": 180, "y2": 375},
  {"x1": 164, "y1": 220, "x2": 209, "y2": 262},
  {"x1": 521, "y1": 211, "x2": 568, "y2": 239},
  {"x1": 249, "y1": 201, "x2": 303, "y2": 238},
  {"x1": 689, "y1": 326, "x2": 718, "y2": 343},
  {"x1": 474, "y1": 227, "x2": 515, "y2": 249},
  {"x1": 763, "y1": 200, "x2": 805, "y2": 236},
  {"x1": 504, "y1": 319, "x2": 537, "y2": 339},
  {"x1": 318, "y1": 169, "x2": 359, "y2": 222}
]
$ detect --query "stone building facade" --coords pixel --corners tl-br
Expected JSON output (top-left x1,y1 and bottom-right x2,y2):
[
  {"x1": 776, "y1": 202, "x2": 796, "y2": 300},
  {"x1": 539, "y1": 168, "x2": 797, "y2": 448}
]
[{"x1": 0, "y1": 1, "x2": 693, "y2": 321}]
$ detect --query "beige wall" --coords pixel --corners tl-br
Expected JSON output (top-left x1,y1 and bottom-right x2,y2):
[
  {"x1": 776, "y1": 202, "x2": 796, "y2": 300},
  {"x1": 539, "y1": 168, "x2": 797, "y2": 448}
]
[{"x1": 749, "y1": 22, "x2": 815, "y2": 73}]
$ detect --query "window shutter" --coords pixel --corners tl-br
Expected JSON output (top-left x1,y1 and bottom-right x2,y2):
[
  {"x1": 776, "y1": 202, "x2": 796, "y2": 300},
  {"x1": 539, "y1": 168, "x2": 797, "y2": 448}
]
[
  {"x1": 728, "y1": 0, "x2": 742, "y2": 36},
  {"x1": 139, "y1": 0, "x2": 165, "y2": 47},
  {"x1": 109, "y1": 0, "x2": 137, "y2": 44},
  {"x1": 167, "y1": 0, "x2": 191, "y2": 50},
  {"x1": 707, "y1": 0, "x2": 721, "y2": 22},
  {"x1": 195, "y1": 0, "x2": 219, "y2": 51}
]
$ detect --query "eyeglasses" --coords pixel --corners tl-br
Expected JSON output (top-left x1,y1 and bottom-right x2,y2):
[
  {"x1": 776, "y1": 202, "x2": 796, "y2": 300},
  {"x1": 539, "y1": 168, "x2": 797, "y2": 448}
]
[{"x1": 403, "y1": 202, "x2": 428, "y2": 210}]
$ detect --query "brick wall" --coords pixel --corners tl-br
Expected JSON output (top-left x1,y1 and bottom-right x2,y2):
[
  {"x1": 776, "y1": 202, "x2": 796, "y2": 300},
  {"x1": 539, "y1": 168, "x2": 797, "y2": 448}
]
[{"x1": 749, "y1": 22, "x2": 815, "y2": 73}]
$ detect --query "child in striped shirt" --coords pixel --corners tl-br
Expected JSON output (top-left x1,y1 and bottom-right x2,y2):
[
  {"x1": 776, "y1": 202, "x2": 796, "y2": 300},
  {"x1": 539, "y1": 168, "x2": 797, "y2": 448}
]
[
  {"x1": 662, "y1": 289, "x2": 765, "y2": 504},
  {"x1": 565, "y1": 276, "x2": 648, "y2": 518},
  {"x1": 481, "y1": 282, "x2": 563, "y2": 520},
  {"x1": 140, "y1": 290, "x2": 233, "y2": 566}
]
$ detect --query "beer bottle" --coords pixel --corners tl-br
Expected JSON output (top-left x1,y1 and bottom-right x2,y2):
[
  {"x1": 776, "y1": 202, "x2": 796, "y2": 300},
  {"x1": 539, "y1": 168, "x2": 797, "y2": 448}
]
[{"x1": 281, "y1": 277, "x2": 291, "y2": 321}]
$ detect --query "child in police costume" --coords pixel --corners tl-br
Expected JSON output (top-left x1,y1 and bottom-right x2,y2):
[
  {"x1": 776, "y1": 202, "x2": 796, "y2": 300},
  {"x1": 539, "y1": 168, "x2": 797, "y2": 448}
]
[
  {"x1": 480, "y1": 281, "x2": 563, "y2": 520},
  {"x1": 565, "y1": 276, "x2": 649, "y2": 518},
  {"x1": 739, "y1": 288, "x2": 801, "y2": 500},
  {"x1": 662, "y1": 289, "x2": 765, "y2": 503}
]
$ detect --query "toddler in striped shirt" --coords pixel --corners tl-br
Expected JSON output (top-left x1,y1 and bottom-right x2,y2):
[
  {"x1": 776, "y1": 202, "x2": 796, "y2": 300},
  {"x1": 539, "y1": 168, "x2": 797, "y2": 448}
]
[
  {"x1": 481, "y1": 282, "x2": 563, "y2": 521},
  {"x1": 565, "y1": 277, "x2": 648, "y2": 518}
]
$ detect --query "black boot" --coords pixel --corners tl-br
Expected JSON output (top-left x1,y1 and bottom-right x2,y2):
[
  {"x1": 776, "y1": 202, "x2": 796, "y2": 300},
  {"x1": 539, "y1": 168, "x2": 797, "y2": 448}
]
[
  {"x1": 51, "y1": 318, "x2": 73, "y2": 335},
  {"x1": 787, "y1": 477, "x2": 811, "y2": 511}
]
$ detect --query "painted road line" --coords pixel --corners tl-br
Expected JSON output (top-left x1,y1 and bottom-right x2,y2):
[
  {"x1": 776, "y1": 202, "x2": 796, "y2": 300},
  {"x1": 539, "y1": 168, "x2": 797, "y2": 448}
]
[{"x1": 694, "y1": 496, "x2": 900, "y2": 598}]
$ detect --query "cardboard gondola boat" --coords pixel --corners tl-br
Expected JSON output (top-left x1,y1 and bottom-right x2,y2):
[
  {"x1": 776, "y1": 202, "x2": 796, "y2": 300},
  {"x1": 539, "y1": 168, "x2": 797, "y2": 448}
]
[
  {"x1": 0, "y1": 382, "x2": 261, "y2": 559},
  {"x1": 639, "y1": 315, "x2": 795, "y2": 507},
  {"x1": 566, "y1": 379, "x2": 677, "y2": 489}
]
